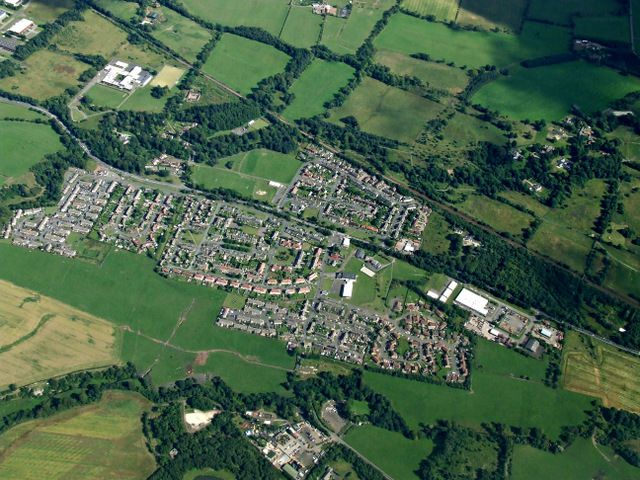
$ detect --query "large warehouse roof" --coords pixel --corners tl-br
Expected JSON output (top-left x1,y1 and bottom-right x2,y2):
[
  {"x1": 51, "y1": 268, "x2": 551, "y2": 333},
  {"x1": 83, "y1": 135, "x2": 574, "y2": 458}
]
[{"x1": 455, "y1": 288, "x2": 489, "y2": 316}]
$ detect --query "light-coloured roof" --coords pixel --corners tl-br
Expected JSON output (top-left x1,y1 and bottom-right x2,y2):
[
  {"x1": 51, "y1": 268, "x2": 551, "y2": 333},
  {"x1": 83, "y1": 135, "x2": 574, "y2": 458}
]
[
  {"x1": 9, "y1": 18, "x2": 34, "y2": 34},
  {"x1": 455, "y1": 288, "x2": 489, "y2": 316}
]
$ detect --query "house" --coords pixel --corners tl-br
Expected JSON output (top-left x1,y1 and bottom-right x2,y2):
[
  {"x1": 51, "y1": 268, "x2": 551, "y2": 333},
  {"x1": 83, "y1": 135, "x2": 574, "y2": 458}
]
[
  {"x1": 312, "y1": 3, "x2": 338, "y2": 16},
  {"x1": 8, "y1": 18, "x2": 35, "y2": 36}
]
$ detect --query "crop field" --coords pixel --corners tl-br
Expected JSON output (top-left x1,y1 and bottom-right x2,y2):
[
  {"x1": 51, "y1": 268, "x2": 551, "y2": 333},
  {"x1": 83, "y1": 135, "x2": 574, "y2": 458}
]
[
  {"x1": 512, "y1": 438, "x2": 639, "y2": 480},
  {"x1": 150, "y1": 65, "x2": 185, "y2": 88},
  {"x1": 0, "y1": 391, "x2": 155, "y2": 480},
  {"x1": 283, "y1": 60, "x2": 355, "y2": 120},
  {"x1": 374, "y1": 50, "x2": 468, "y2": 94},
  {"x1": 474, "y1": 61, "x2": 640, "y2": 121},
  {"x1": 181, "y1": 0, "x2": 289, "y2": 35},
  {"x1": 401, "y1": 0, "x2": 460, "y2": 21},
  {"x1": 527, "y1": 0, "x2": 625, "y2": 26},
  {"x1": 321, "y1": 0, "x2": 396, "y2": 54},
  {"x1": 202, "y1": 34, "x2": 290, "y2": 94},
  {"x1": 329, "y1": 77, "x2": 443, "y2": 142},
  {"x1": 345, "y1": 425, "x2": 434, "y2": 480},
  {"x1": 374, "y1": 14, "x2": 570, "y2": 68},
  {"x1": 0, "y1": 103, "x2": 45, "y2": 121},
  {"x1": 454, "y1": 194, "x2": 534, "y2": 236},
  {"x1": 0, "y1": 121, "x2": 63, "y2": 184},
  {"x1": 94, "y1": 0, "x2": 138, "y2": 22},
  {"x1": 22, "y1": 0, "x2": 74, "y2": 23},
  {"x1": 150, "y1": 7, "x2": 211, "y2": 62},
  {"x1": 574, "y1": 15, "x2": 631, "y2": 45},
  {"x1": 213, "y1": 149, "x2": 302, "y2": 184},
  {"x1": 279, "y1": 6, "x2": 323, "y2": 48},
  {"x1": 0, "y1": 279, "x2": 119, "y2": 389},
  {"x1": 0, "y1": 50, "x2": 87, "y2": 100},
  {"x1": 561, "y1": 331, "x2": 640, "y2": 413},
  {"x1": 191, "y1": 164, "x2": 279, "y2": 202},
  {"x1": 457, "y1": 0, "x2": 528, "y2": 31}
]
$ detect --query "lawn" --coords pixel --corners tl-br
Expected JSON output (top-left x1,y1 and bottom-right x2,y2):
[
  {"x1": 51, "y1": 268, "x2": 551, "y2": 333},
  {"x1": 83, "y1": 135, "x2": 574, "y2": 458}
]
[
  {"x1": 329, "y1": 76, "x2": 444, "y2": 142},
  {"x1": 181, "y1": 0, "x2": 289, "y2": 35},
  {"x1": 150, "y1": 7, "x2": 212, "y2": 62},
  {"x1": 191, "y1": 164, "x2": 279, "y2": 202},
  {"x1": 280, "y1": 6, "x2": 323, "y2": 48},
  {"x1": 457, "y1": 0, "x2": 528, "y2": 31},
  {"x1": 454, "y1": 194, "x2": 534, "y2": 237},
  {"x1": 202, "y1": 33, "x2": 290, "y2": 94},
  {"x1": 527, "y1": 0, "x2": 625, "y2": 26},
  {"x1": 511, "y1": 438, "x2": 639, "y2": 480},
  {"x1": 283, "y1": 60, "x2": 355, "y2": 120},
  {"x1": 561, "y1": 331, "x2": 640, "y2": 413},
  {"x1": 85, "y1": 84, "x2": 129, "y2": 109},
  {"x1": 401, "y1": 0, "x2": 460, "y2": 21},
  {"x1": 0, "y1": 391, "x2": 155, "y2": 480},
  {"x1": 574, "y1": 15, "x2": 631, "y2": 45},
  {"x1": 345, "y1": 425, "x2": 434, "y2": 480},
  {"x1": 214, "y1": 149, "x2": 303, "y2": 184},
  {"x1": 374, "y1": 14, "x2": 571, "y2": 68},
  {"x1": 321, "y1": 0, "x2": 397, "y2": 54},
  {"x1": 0, "y1": 121, "x2": 63, "y2": 182}
]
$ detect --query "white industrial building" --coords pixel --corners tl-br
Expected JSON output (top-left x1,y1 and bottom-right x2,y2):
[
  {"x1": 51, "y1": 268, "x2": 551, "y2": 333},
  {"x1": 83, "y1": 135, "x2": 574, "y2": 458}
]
[
  {"x1": 8, "y1": 18, "x2": 35, "y2": 35},
  {"x1": 101, "y1": 60, "x2": 153, "y2": 91},
  {"x1": 455, "y1": 288, "x2": 489, "y2": 316},
  {"x1": 3, "y1": 0, "x2": 23, "y2": 8}
]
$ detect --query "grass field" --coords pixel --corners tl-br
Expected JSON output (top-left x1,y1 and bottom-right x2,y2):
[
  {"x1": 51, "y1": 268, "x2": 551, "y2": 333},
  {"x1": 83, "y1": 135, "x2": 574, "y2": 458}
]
[
  {"x1": 211, "y1": 149, "x2": 302, "y2": 184},
  {"x1": 280, "y1": 6, "x2": 323, "y2": 48},
  {"x1": 475, "y1": 61, "x2": 640, "y2": 121},
  {"x1": 457, "y1": 0, "x2": 528, "y2": 31},
  {"x1": 454, "y1": 194, "x2": 534, "y2": 236},
  {"x1": 345, "y1": 425, "x2": 434, "y2": 480},
  {"x1": 562, "y1": 331, "x2": 640, "y2": 413},
  {"x1": 527, "y1": 0, "x2": 625, "y2": 26},
  {"x1": 0, "y1": 103, "x2": 46, "y2": 121},
  {"x1": 374, "y1": 50, "x2": 469, "y2": 94},
  {"x1": 150, "y1": 65, "x2": 185, "y2": 88},
  {"x1": 329, "y1": 76, "x2": 443, "y2": 142},
  {"x1": 574, "y1": 15, "x2": 631, "y2": 45},
  {"x1": 0, "y1": 121, "x2": 63, "y2": 184},
  {"x1": 374, "y1": 14, "x2": 570, "y2": 68},
  {"x1": 321, "y1": 0, "x2": 396, "y2": 54},
  {"x1": 85, "y1": 84, "x2": 129, "y2": 109},
  {"x1": 283, "y1": 60, "x2": 355, "y2": 120},
  {"x1": 150, "y1": 7, "x2": 211, "y2": 62},
  {"x1": 512, "y1": 438, "x2": 639, "y2": 480},
  {"x1": 0, "y1": 49, "x2": 87, "y2": 100},
  {"x1": 401, "y1": 0, "x2": 459, "y2": 21},
  {"x1": 0, "y1": 279, "x2": 119, "y2": 389},
  {"x1": 0, "y1": 391, "x2": 155, "y2": 480},
  {"x1": 22, "y1": 0, "x2": 74, "y2": 23},
  {"x1": 181, "y1": 0, "x2": 289, "y2": 35},
  {"x1": 202, "y1": 34, "x2": 290, "y2": 94},
  {"x1": 191, "y1": 164, "x2": 279, "y2": 202},
  {"x1": 610, "y1": 126, "x2": 640, "y2": 163},
  {"x1": 499, "y1": 191, "x2": 550, "y2": 217},
  {"x1": 93, "y1": 0, "x2": 138, "y2": 22}
]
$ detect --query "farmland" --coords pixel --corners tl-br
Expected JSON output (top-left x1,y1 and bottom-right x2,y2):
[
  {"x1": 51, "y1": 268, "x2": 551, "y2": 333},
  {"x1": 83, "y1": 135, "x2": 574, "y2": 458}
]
[
  {"x1": 283, "y1": 60, "x2": 355, "y2": 120},
  {"x1": 202, "y1": 34, "x2": 290, "y2": 94},
  {"x1": 561, "y1": 331, "x2": 640, "y2": 413},
  {"x1": 527, "y1": 0, "x2": 625, "y2": 26},
  {"x1": 328, "y1": 77, "x2": 444, "y2": 142},
  {"x1": 574, "y1": 15, "x2": 631, "y2": 45},
  {"x1": 401, "y1": 0, "x2": 459, "y2": 21},
  {"x1": 279, "y1": 6, "x2": 323, "y2": 48},
  {"x1": 21, "y1": 0, "x2": 74, "y2": 23},
  {"x1": 0, "y1": 391, "x2": 155, "y2": 480},
  {"x1": 0, "y1": 103, "x2": 46, "y2": 121},
  {"x1": 149, "y1": 7, "x2": 212, "y2": 62},
  {"x1": 453, "y1": 194, "x2": 534, "y2": 237},
  {"x1": 93, "y1": 0, "x2": 137, "y2": 22},
  {"x1": 457, "y1": 0, "x2": 528, "y2": 31}
]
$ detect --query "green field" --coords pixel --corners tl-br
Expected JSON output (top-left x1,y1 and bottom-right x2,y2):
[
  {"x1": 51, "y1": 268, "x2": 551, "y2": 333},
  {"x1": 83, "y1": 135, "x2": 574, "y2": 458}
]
[
  {"x1": 574, "y1": 15, "x2": 631, "y2": 45},
  {"x1": 22, "y1": 0, "x2": 75, "y2": 24},
  {"x1": 191, "y1": 164, "x2": 279, "y2": 201},
  {"x1": 457, "y1": 0, "x2": 528, "y2": 31},
  {"x1": 321, "y1": 0, "x2": 396, "y2": 54},
  {"x1": 150, "y1": 7, "x2": 212, "y2": 62},
  {"x1": 283, "y1": 60, "x2": 355, "y2": 120},
  {"x1": 0, "y1": 103, "x2": 46, "y2": 121},
  {"x1": 512, "y1": 438, "x2": 639, "y2": 480},
  {"x1": 181, "y1": 0, "x2": 289, "y2": 35},
  {"x1": 329, "y1": 77, "x2": 443, "y2": 142},
  {"x1": 93, "y1": 0, "x2": 138, "y2": 21},
  {"x1": 474, "y1": 61, "x2": 640, "y2": 121},
  {"x1": 455, "y1": 194, "x2": 534, "y2": 236},
  {"x1": 280, "y1": 6, "x2": 323, "y2": 48},
  {"x1": 374, "y1": 14, "x2": 570, "y2": 68},
  {"x1": 0, "y1": 391, "x2": 155, "y2": 480},
  {"x1": 401, "y1": 0, "x2": 459, "y2": 21},
  {"x1": 202, "y1": 34, "x2": 290, "y2": 94},
  {"x1": 85, "y1": 84, "x2": 129, "y2": 109},
  {"x1": 213, "y1": 149, "x2": 302, "y2": 184},
  {"x1": 0, "y1": 121, "x2": 63, "y2": 184},
  {"x1": 345, "y1": 425, "x2": 434, "y2": 480},
  {"x1": 527, "y1": 0, "x2": 625, "y2": 26}
]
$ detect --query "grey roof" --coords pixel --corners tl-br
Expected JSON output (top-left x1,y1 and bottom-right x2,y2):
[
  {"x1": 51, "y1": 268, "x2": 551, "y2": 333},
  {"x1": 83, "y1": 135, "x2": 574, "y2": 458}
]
[{"x1": 0, "y1": 36, "x2": 18, "y2": 52}]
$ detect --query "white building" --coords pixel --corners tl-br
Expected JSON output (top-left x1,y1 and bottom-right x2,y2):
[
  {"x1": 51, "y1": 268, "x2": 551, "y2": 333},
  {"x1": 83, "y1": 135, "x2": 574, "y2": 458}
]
[
  {"x1": 455, "y1": 288, "x2": 489, "y2": 316},
  {"x1": 101, "y1": 61, "x2": 153, "y2": 91},
  {"x1": 0, "y1": 9, "x2": 9, "y2": 21},
  {"x1": 3, "y1": 0, "x2": 22, "y2": 8},
  {"x1": 341, "y1": 279, "x2": 355, "y2": 298},
  {"x1": 8, "y1": 18, "x2": 35, "y2": 35}
]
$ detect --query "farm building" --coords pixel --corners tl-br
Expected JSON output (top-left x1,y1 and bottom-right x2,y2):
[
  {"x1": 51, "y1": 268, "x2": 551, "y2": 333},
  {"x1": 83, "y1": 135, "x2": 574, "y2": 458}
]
[
  {"x1": 455, "y1": 288, "x2": 489, "y2": 316},
  {"x1": 8, "y1": 18, "x2": 35, "y2": 36},
  {"x1": 312, "y1": 3, "x2": 337, "y2": 16},
  {"x1": 0, "y1": 36, "x2": 18, "y2": 52},
  {"x1": 102, "y1": 61, "x2": 153, "y2": 91}
]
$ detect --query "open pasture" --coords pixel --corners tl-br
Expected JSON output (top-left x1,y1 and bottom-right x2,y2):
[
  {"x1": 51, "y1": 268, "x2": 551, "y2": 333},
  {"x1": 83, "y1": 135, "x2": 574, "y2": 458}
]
[
  {"x1": 473, "y1": 61, "x2": 640, "y2": 121},
  {"x1": 328, "y1": 76, "x2": 443, "y2": 142},
  {"x1": 0, "y1": 102, "x2": 46, "y2": 121},
  {"x1": 0, "y1": 279, "x2": 119, "y2": 389},
  {"x1": 181, "y1": 0, "x2": 289, "y2": 35},
  {"x1": 401, "y1": 0, "x2": 460, "y2": 21},
  {"x1": 202, "y1": 34, "x2": 290, "y2": 94},
  {"x1": 561, "y1": 331, "x2": 640, "y2": 413},
  {"x1": 22, "y1": 0, "x2": 74, "y2": 24},
  {"x1": 454, "y1": 194, "x2": 534, "y2": 237},
  {"x1": 602, "y1": 246, "x2": 640, "y2": 301},
  {"x1": 527, "y1": 0, "x2": 626, "y2": 27},
  {"x1": 374, "y1": 14, "x2": 570, "y2": 68},
  {"x1": 279, "y1": 6, "x2": 323, "y2": 48},
  {"x1": 457, "y1": 0, "x2": 528, "y2": 32},
  {"x1": 574, "y1": 15, "x2": 631, "y2": 45},
  {"x1": 213, "y1": 149, "x2": 302, "y2": 184},
  {"x1": 283, "y1": 59, "x2": 355, "y2": 120},
  {"x1": 191, "y1": 164, "x2": 279, "y2": 202},
  {"x1": 93, "y1": 0, "x2": 138, "y2": 22},
  {"x1": 0, "y1": 391, "x2": 155, "y2": 480},
  {"x1": 150, "y1": 7, "x2": 211, "y2": 62}
]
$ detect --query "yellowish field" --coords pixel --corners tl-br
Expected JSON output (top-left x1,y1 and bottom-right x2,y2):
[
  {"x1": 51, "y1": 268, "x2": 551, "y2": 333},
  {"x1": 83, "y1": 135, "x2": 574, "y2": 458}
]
[
  {"x1": 0, "y1": 280, "x2": 120, "y2": 388},
  {"x1": 150, "y1": 65, "x2": 185, "y2": 87},
  {"x1": 0, "y1": 391, "x2": 155, "y2": 480},
  {"x1": 561, "y1": 331, "x2": 640, "y2": 413}
]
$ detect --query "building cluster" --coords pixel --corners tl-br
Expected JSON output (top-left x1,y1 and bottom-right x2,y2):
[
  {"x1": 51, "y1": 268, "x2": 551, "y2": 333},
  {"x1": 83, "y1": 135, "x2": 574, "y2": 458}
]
[
  {"x1": 101, "y1": 60, "x2": 153, "y2": 91},
  {"x1": 144, "y1": 154, "x2": 185, "y2": 176},
  {"x1": 243, "y1": 411, "x2": 328, "y2": 479}
]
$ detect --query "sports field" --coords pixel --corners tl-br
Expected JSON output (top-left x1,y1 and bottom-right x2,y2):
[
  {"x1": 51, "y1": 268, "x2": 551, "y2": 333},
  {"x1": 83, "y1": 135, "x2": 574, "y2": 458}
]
[
  {"x1": 279, "y1": 6, "x2": 323, "y2": 48},
  {"x1": 401, "y1": 0, "x2": 459, "y2": 21},
  {"x1": 202, "y1": 34, "x2": 290, "y2": 94},
  {"x1": 511, "y1": 438, "x2": 639, "y2": 480},
  {"x1": 283, "y1": 60, "x2": 355, "y2": 120},
  {"x1": 374, "y1": 14, "x2": 570, "y2": 68},
  {"x1": 474, "y1": 61, "x2": 640, "y2": 120},
  {"x1": 457, "y1": 0, "x2": 528, "y2": 31},
  {"x1": 0, "y1": 391, "x2": 155, "y2": 480},
  {"x1": 328, "y1": 77, "x2": 443, "y2": 142},
  {"x1": 0, "y1": 121, "x2": 63, "y2": 184},
  {"x1": 345, "y1": 425, "x2": 434, "y2": 480},
  {"x1": 212, "y1": 149, "x2": 302, "y2": 184},
  {"x1": 562, "y1": 332, "x2": 640, "y2": 413},
  {"x1": 574, "y1": 16, "x2": 630, "y2": 45},
  {"x1": 191, "y1": 164, "x2": 279, "y2": 202},
  {"x1": 150, "y1": 7, "x2": 211, "y2": 62},
  {"x1": 85, "y1": 84, "x2": 129, "y2": 109},
  {"x1": 527, "y1": 0, "x2": 624, "y2": 26},
  {"x1": 455, "y1": 194, "x2": 534, "y2": 236}
]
